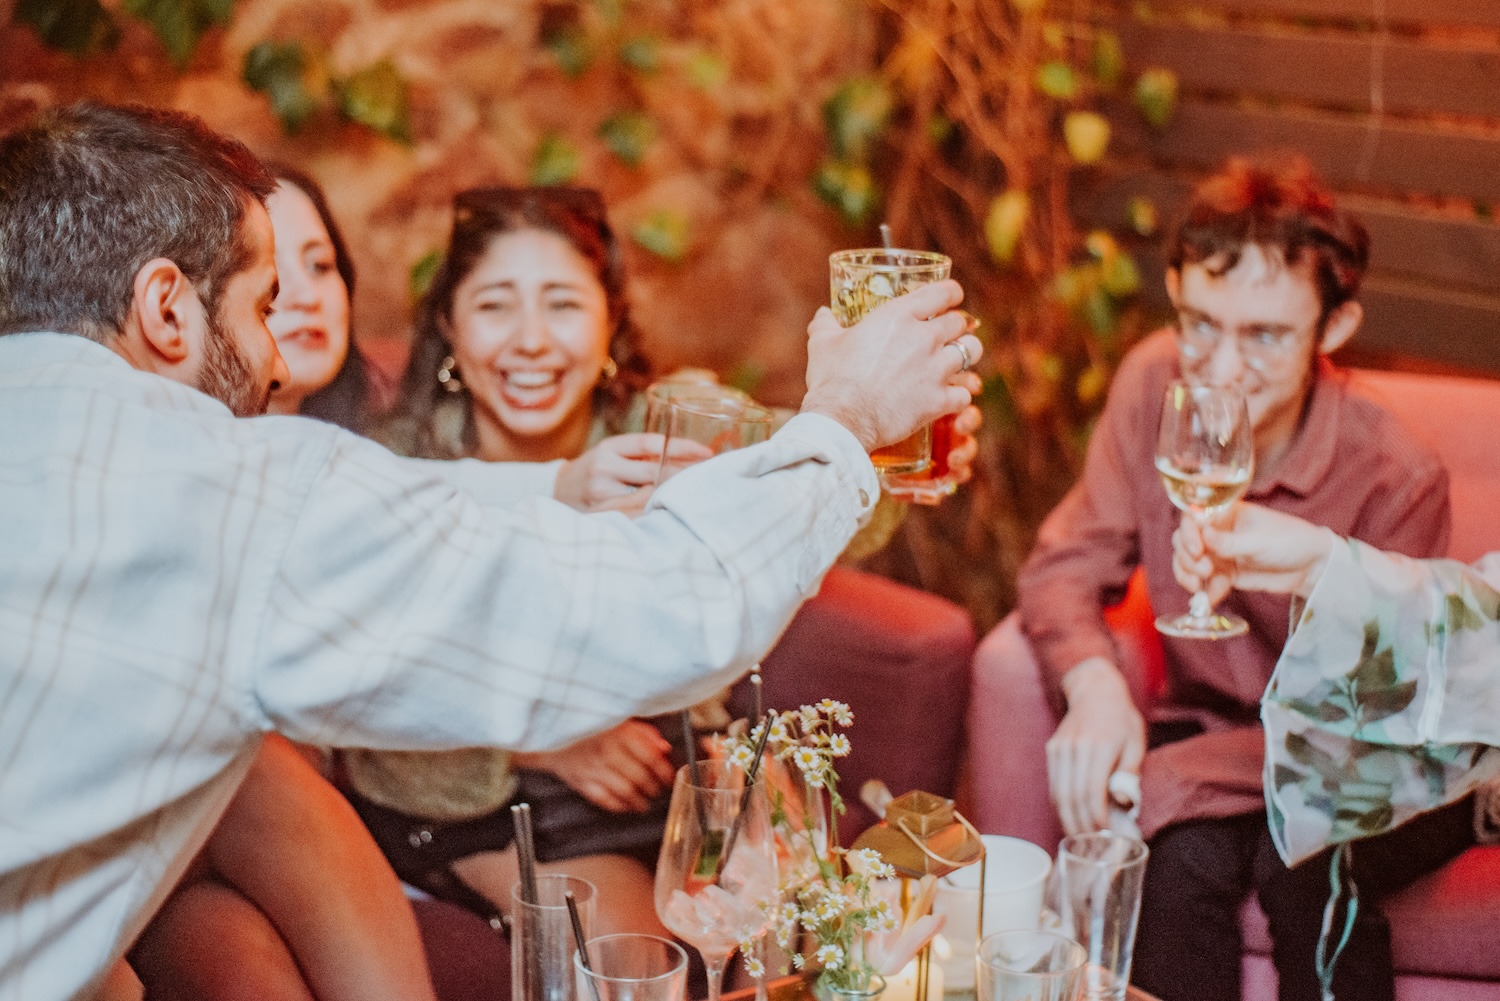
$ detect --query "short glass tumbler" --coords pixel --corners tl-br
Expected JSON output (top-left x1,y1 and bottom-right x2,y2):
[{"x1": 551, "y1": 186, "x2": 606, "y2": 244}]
[
  {"x1": 977, "y1": 929, "x2": 1087, "y2": 1001},
  {"x1": 574, "y1": 933, "x2": 688, "y2": 1001}
]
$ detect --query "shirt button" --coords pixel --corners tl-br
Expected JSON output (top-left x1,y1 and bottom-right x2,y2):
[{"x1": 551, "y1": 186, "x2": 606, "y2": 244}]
[{"x1": 858, "y1": 489, "x2": 871, "y2": 507}]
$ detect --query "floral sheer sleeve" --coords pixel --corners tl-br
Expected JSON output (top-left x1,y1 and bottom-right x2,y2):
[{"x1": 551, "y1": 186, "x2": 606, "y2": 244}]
[{"x1": 1263, "y1": 540, "x2": 1500, "y2": 866}]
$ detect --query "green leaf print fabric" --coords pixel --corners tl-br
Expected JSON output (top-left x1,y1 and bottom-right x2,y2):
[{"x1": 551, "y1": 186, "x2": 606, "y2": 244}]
[{"x1": 1263, "y1": 539, "x2": 1500, "y2": 866}]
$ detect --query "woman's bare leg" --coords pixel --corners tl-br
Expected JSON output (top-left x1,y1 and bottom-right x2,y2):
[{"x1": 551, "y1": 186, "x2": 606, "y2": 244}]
[
  {"x1": 453, "y1": 847, "x2": 670, "y2": 938},
  {"x1": 203, "y1": 733, "x2": 437, "y2": 1001},
  {"x1": 131, "y1": 880, "x2": 314, "y2": 1001}
]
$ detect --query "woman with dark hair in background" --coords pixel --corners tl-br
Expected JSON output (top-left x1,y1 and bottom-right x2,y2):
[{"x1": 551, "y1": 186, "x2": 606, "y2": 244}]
[{"x1": 347, "y1": 185, "x2": 983, "y2": 939}]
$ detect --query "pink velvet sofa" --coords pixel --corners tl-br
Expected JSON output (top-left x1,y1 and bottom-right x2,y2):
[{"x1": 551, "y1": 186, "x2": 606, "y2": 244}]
[
  {"x1": 967, "y1": 368, "x2": 1500, "y2": 1000},
  {"x1": 415, "y1": 565, "x2": 976, "y2": 1001}
]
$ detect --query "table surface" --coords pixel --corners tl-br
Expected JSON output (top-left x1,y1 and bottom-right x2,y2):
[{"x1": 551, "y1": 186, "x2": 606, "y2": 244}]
[{"x1": 721, "y1": 973, "x2": 1160, "y2": 1001}]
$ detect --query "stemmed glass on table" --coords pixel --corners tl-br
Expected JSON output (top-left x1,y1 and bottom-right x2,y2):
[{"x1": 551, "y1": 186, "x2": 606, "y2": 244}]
[
  {"x1": 1153, "y1": 379, "x2": 1254, "y2": 640},
  {"x1": 654, "y1": 760, "x2": 779, "y2": 1001}
]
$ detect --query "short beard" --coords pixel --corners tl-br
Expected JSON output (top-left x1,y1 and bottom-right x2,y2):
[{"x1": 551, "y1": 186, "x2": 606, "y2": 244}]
[{"x1": 196, "y1": 308, "x2": 269, "y2": 417}]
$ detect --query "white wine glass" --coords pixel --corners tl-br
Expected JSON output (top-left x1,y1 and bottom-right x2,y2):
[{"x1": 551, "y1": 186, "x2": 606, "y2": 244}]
[
  {"x1": 1154, "y1": 379, "x2": 1254, "y2": 640},
  {"x1": 654, "y1": 761, "x2": 778, "y2": 1001}
]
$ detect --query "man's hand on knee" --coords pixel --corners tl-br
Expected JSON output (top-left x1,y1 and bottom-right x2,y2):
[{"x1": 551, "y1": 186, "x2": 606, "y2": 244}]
[
  {"x1": 1046, "y1": 657, "x2": 1146, "y2": 836},
  {"x1": 800, "y1": 280, "x2": 980, "y2": 452}
]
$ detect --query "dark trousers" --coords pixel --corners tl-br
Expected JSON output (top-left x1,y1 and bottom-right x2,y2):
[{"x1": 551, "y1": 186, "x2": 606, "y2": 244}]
[{"x1": 1130, "y1": 795, "x2": 1474, "y2": 1001}]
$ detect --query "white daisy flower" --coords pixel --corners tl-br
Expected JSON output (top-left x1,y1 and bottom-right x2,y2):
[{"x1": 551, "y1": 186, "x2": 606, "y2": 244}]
[
  {"x1": 828, "y1": 734, "x2": 851, "y2": 757},
  {"x1": 815, "y1": 944, "x2": 845, "y2": 969},
  {"x1": 728, "y1": 743, "x2": 755, "y2": 768},
  {"x1": 744, "y1": 955, "x2": 765, "y2": 978}
]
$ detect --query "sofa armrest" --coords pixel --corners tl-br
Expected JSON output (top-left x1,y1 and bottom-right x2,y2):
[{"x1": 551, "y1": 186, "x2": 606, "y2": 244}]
[{"x1": 728, "y1": 567, "x2": 976, "y2": 838}]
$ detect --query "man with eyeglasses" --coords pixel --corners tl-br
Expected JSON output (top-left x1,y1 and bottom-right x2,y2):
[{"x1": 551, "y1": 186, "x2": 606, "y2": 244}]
[{"x1": 1013, "y1": 156, "x2": 1471, "y2": 1001}]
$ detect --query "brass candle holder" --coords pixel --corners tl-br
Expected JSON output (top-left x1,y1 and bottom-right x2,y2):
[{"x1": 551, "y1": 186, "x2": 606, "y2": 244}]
[{"x1": 851, "y1": 791, "x2": 985, "y2": 1001}]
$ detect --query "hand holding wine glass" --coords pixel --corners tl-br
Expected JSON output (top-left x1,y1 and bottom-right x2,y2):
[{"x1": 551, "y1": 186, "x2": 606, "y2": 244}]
[{"x1": 1154, "y1": 379, "x2": 1254, "y2": 639}]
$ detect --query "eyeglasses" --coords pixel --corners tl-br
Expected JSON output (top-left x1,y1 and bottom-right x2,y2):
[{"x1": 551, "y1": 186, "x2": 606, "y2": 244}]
[{"x1": 1175, "y1": 311, "x2": 1309, "y2": 373}]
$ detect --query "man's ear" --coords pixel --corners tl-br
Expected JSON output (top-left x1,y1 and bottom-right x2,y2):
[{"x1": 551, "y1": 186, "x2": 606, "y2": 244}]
[
  {"x1": 1318, "y1": 300, "x2": 1363, "y2": 355},
  {"x1": 1164, "y1": 268, "x2": 1181, "y2": 310},
  {"x1": 129, "y1": 258, "x2": 200, "y2": 364}
]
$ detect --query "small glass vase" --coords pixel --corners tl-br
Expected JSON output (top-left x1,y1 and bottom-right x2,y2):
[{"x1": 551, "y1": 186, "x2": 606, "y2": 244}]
[{"x1": 814, "y1": 973, "x2": 886, "y2": 1001}]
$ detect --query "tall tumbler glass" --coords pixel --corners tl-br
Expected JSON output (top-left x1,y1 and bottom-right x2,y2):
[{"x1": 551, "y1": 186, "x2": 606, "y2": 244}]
[
  {"x1": 513, "y1": 874, "x2": 598, "y2": 1001},
  {"x1": 828, "y1": 248, "x2": 952, "y2": 477},
  {"x1": 1051, "y1": 832, "x2": 1148, "y2": 1001},
  {"x1": 977, "y1": 929, "x2": 1087, "y2": 1001}
]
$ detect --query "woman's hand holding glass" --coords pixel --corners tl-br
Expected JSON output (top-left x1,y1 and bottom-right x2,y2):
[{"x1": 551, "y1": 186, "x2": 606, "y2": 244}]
[
  {"x1": 555, "y1": 434, "x2": 713, "y2": 515},
  {"x1": 1173, "y1": 502, "x2": 1337, "y2": 602}
]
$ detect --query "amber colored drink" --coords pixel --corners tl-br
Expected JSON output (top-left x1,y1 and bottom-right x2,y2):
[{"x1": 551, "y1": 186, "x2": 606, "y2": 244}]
[{"x1": 829, "y1": 248, "x2": 951, "y2": 475}]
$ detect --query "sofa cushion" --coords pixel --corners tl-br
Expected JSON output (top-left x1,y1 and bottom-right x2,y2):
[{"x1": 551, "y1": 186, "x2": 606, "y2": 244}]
[
  {"x1": 743, "y1": 567, "x2": 975, "y2": 836},
  {"x1": 1240, "y1": 845, "x2": 1500, "y2": 981}
]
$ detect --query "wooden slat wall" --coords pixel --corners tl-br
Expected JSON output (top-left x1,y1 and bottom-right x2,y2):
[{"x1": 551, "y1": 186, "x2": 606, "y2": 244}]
[{"x1": 1097, "y1": 1, "x2": 1500, "y2": 372}]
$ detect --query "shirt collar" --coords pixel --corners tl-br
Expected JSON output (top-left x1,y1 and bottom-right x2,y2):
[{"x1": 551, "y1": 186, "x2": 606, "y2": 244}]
[
  {"x1": 1247, "y1": 356, "x2": 1343, "y2": 499},
  {"x1": 0, "y1": 330, "x2": 234, "y2": 418}
]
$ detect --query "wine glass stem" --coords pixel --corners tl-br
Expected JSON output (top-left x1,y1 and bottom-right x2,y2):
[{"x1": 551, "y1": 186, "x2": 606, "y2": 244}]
[
  {"x1": 1189, "y1": 590, "x2": 1212, "y2": 619},
  {"x1": 705, "y1": 952, "x2": 732, "y2": 1001},
  {"x1": 754, "y1": 937, "x2": 769, "y2": 1001}
]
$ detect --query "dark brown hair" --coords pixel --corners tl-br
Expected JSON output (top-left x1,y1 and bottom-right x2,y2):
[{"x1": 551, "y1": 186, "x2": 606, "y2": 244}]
[
  {"x1": 265, "y1": 163, "x2": 371, "y2": 433},
  {"x1": 394, "y1": 186, "x2": 650, "y2": 458},
  {"x1": 1168, "y1": 156, "x2": 1369, "y2": 327},
  {"x1": 0, "y1": 102, "x2": 276, "y2": 341}
]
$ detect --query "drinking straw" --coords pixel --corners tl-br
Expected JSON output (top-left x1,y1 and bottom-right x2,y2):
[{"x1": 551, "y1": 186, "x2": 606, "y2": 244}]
[
  {"x1": 714, "y1": 710, "x2": 775, "y2": 879},
  {"x1": 682, "y1": 710, "x2": 720, "y2": 877},
  {"x1": 512, "y1": 803, "x2": 539, "y2": 906},
  {"x1": 566, "y1": 891, "x2": 603, "y2": 1001}
]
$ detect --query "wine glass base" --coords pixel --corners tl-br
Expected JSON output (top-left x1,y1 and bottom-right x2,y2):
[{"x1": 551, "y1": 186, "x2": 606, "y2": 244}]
[{"x1": 1155, "y1": 611, "x2": 1249, "y2": 640}]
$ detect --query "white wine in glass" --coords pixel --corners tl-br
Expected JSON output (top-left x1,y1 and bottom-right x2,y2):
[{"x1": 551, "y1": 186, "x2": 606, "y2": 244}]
[{"x1": 1154, "y1": 380, "x2": 1254, "y2": 640}]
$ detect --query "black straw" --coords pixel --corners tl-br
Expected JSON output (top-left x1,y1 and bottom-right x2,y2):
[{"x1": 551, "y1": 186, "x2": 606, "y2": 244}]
[
  {"x1": 566, "y1": 891, "x2": 602, "y2": 1001},
  {"x1": 681, "y1": 710, "x2": 709, "y2": 833},
  {"x1": 715, "y1": 710, "x2": 775, "y2": 878}
]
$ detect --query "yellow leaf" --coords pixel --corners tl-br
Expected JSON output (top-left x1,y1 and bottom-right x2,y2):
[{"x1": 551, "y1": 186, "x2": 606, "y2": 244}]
[
  {"x1": 985, "y1": 189, "x2": 1030, "y2": 265},
  {"x1": 1063, "y1": 111, "x2": 1110, "y2": 165}
]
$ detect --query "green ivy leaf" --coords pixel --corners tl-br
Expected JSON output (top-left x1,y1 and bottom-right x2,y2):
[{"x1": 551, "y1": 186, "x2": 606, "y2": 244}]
[
  {"x1": 1035, "y1": 61, "x2": 1078, "y2": 100},
  {"x1": 619, "y1": 35, "x2": 660, "y2": 74},
  {"x1": 408, "y1": 249, "x2": 443, "y2": 305},
  {"x1": 926, "y1": 112, "x2": 955, "y2": 145},
  {"x1": 1127, "y1": 196, "x2": 1159, "y2": 236},
  {"x1": 122, "y1": 0, "x2": 233, "y2": 67},
  {"x1": 592, "y1": 0, "x2": 623, "y2": 28},
  {"x1": 685, "y1": 50, "x2": 728, "y2": 90},
  {"x1": 725, "y1": 360, "x2": 765, "y2": 397},
  {"x1": 811, "y1": 159, "x2": 878, "y2": 226},
  {"x1": 243, "y1": 41, "x2": 323, "y2": 134},
  {"x1": 16, "y1": 0, "x2": 120, "y2": 55},
  {"x1": 1134, "y1": 68, "x2": 1179, "y2": 130},
  {"x1": 530, "y1": 134, "x2": 581, "y2": 186},
  {"x1": 598, "y1": 112, "x2": 656, "y2": 167},
  {"x1": 631, "y1": 210, "x2": 690, "y2": 262},
  {"x1": 1101, "y1": 251, "x2": 1141, "y2": 298},
  {"x1": 822, "y1": 77, "x2": 893, "y2": 162},
  {"x1": 546, "y1": 27, "x2": 593, "y2": 78},
  {"x1": 335, "y1": 59, "x2": 412, "y2": 143},
  {"x1": 1092, "y1": 30, "x2": 1125, "y2": 89}
]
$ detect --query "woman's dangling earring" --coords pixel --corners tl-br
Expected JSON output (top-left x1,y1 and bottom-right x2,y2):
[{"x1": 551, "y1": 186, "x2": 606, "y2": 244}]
[
  {"x1": 437, "y1": 354, "x2": 463, "y2": 393},
  {"x1": 600, "y1": 357, "x2": 619, "y2": 381}
]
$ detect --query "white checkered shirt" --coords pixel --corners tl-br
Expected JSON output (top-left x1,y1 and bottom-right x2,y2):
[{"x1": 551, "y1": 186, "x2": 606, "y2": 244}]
[{"x1": 0, "y1": 332, "x2": 878, "y2": 1000}]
